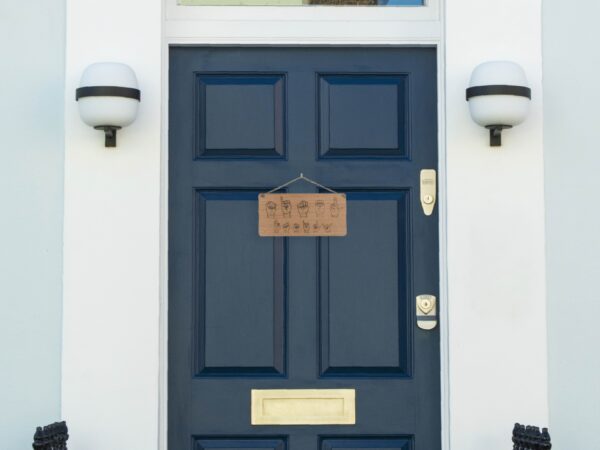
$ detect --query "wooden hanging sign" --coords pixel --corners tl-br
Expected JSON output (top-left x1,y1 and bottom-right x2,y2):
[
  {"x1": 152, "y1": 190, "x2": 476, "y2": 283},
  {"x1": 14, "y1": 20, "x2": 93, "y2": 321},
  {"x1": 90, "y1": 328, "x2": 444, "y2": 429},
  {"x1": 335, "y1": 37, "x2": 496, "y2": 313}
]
[{"x1": 259, "y1": 193, "x2": 347, "y2": 237}]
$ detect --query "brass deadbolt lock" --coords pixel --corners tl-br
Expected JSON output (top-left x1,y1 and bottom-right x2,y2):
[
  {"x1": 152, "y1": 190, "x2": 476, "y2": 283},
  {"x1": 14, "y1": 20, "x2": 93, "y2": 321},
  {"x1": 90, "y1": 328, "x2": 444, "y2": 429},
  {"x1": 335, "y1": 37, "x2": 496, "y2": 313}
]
[
  {"x1": 418, "y1": 296, "x2": 434, "y2": 314},
  {"x1": 416, "y1": 294, "x2": 437, "y2": 330}
]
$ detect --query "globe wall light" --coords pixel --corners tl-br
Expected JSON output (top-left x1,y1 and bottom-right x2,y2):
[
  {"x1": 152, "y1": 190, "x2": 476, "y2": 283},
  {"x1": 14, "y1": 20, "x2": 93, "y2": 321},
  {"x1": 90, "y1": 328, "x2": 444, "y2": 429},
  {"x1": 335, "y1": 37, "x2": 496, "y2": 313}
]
[
  {"x1": 466, "y1": 61, "x2": 531, "y2": 147},
  {"x1": 75, "y1": 62, "x2": 141, "y2": 148}
]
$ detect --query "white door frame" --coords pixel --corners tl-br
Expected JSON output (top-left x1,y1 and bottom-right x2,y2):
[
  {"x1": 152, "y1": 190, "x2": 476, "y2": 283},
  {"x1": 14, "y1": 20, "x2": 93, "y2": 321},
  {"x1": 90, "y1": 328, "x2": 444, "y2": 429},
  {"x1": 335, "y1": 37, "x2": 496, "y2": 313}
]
[
  {"x1": 159, "y1": 3, "x2": 449, "y2": 450},
  {"x1": 62, "y1": 0, "x2": 548, "y2": 448}
]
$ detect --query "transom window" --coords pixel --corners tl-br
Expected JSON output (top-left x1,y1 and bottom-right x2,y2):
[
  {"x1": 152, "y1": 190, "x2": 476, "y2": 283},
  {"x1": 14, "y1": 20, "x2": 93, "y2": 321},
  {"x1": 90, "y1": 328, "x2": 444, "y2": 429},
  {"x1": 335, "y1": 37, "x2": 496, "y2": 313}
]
[{"x1": 179, "y1": 0, "x2": 423, "y2": 6}]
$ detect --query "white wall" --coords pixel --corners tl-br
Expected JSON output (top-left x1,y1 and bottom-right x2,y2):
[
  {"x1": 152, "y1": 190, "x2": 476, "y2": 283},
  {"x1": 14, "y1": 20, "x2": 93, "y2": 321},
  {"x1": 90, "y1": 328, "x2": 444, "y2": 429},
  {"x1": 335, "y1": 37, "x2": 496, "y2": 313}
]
[
  {"x1": 543, "y1": 1, "x2": 600, "y2": 448},
  {"x1": 62, "y1": 1, "x2": 548, "y2": 449},
  {"x1": 0, "y1": 2, "x2": 65, "y2": 448},
  {"x1": 61, "y1": 0, "x2": 162, "y2": 449},
  {"x1": 445, "y1": 1, "x2": 548, "y2": 448}
]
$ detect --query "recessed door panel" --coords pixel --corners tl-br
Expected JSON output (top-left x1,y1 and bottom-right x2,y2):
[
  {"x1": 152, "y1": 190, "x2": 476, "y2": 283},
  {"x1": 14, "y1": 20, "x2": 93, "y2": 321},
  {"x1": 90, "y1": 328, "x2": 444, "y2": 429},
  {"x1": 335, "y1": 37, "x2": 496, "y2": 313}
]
[
  {"x1": 195, "y1": 74, "x2": 286, "y2": 158},
  {"x1": 194, "y1": 437, "x2": 287, "y2": 450},
  {"x1": 321, "y1": 437, "x2": 413, "y2": 450},
  {"x1": 318, "y1": 74, "x2": 408, "y2": 158},
  {"x1": 194, "y1": 191, "x2": 286, "y2": 376},
  {"x1": 319, "y1": 191, "x2": 410, "y2": 377}
]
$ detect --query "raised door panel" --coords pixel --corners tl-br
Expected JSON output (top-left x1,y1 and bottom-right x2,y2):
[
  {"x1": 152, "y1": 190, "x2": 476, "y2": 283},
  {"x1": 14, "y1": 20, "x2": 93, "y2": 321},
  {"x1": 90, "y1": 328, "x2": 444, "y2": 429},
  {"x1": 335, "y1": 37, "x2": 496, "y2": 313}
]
[
  {"x1": 195, "y1": 74, "x2": 286, "y2": 158},
  {"x1": 319, "y1": 191, "x2": 411, "y2": 377},
  {"x1": 195, "y1": 437, "x2": 287, "y2": 450},
  {"x1": 321, "y1": 437, "x2": 412, "y2": 450},
  {"x1": 194, "y1": 191, "x2": 286, "y2": 376},
  {"x1": 318, "y1": 74, "x2": 408, "y2": 159}
]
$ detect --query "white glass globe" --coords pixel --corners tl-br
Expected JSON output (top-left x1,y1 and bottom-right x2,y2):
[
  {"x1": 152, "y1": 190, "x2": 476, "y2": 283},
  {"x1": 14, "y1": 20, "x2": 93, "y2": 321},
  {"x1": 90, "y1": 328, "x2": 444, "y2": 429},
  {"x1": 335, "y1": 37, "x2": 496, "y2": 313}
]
[
  {"x1": 467, "y1": 61, "x2": 530, "y2": 127},
  {"x1": 77, "y1": 62, "x2": 139, "y2": 128}
]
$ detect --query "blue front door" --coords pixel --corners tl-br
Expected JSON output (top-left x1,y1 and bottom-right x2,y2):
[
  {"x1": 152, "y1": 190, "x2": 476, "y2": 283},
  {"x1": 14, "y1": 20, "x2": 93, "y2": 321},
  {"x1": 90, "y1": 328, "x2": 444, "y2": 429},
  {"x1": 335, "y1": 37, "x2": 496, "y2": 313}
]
[{"x1": 169, "y1": 47, "x2": 439, "y2": 450}]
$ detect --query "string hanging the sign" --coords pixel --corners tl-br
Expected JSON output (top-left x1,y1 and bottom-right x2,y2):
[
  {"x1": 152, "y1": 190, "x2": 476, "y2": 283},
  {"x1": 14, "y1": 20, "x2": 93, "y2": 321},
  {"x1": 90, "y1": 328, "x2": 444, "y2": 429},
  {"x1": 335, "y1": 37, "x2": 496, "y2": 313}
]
[{"x1": 267, "y1": 173, "x2": 339, "y2": 194}]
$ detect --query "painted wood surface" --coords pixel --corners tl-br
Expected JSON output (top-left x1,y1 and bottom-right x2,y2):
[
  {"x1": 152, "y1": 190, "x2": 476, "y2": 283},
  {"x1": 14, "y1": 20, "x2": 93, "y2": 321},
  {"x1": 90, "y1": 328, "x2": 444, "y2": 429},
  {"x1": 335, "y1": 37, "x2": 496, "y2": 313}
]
[{"x1": 169, "y1": 47, "x2": 439, "y2": 450}]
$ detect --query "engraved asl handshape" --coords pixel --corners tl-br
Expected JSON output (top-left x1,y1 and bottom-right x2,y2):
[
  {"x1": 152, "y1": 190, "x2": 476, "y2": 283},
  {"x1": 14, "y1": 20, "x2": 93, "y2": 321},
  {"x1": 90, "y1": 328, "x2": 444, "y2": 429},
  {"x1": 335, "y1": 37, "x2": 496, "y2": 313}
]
[
  {"x1": 281, "y1": 199, "x2": 292, "y2": 218},
  {"x1": 297, "y1": 200, "x2": 309, "y2": 217},
  {"x1": 330, "y1": 199, "x2": 340, "y2": 218},
  {"x1": 266, "y1": 201, "x2": 277, "y2": 218},
  {"x1": 315, "y1": 200, "x2": 325, "y2": 217}
]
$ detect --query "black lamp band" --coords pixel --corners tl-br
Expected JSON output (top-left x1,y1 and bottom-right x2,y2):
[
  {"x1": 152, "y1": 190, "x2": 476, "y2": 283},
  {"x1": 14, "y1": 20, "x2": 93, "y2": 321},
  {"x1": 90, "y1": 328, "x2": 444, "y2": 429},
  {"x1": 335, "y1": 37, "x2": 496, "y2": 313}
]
[
  {"x1": 76, "y1": 86, "x2": 141, "y2": 101},
  {"x1": 466, "y1": 84, "x2": 531, "y2": 101}
]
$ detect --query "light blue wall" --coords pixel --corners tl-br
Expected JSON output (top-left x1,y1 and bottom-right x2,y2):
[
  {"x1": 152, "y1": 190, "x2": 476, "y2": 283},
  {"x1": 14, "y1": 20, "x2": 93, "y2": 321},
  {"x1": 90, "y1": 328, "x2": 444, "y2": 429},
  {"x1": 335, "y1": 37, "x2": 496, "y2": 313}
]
[
  {"x1": 0, "y1": 1, "x2": 64, "y2": 448},
  {"x1": 544, "y1": 1, "x2": 600, "y2": 448}
]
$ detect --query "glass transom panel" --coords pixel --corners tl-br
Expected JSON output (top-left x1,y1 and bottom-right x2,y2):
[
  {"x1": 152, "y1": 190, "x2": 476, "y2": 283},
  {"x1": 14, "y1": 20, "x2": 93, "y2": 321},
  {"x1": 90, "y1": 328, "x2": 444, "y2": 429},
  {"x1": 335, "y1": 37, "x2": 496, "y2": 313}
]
[{"x1": 179, "y1": 0, "x2": 423, "y2": 6}]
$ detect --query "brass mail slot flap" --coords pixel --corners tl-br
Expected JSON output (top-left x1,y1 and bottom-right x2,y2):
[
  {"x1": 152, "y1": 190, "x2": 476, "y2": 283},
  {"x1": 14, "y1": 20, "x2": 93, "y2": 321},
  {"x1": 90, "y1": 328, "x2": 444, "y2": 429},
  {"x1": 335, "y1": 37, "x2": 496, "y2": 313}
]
[{"x1": 251, "y1": 389, "x2": 356, "y2": 425}]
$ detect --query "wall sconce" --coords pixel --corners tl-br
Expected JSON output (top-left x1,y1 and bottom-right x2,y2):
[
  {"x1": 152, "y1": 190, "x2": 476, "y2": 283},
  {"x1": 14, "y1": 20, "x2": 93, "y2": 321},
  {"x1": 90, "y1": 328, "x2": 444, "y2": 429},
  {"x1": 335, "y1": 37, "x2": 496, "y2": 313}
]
[
  {"x1": 75, "y1": 62, "x2": 140, "y2": 148},
  {"x1": 466, "y1": 61, "x2": 531, "y2": 147}
]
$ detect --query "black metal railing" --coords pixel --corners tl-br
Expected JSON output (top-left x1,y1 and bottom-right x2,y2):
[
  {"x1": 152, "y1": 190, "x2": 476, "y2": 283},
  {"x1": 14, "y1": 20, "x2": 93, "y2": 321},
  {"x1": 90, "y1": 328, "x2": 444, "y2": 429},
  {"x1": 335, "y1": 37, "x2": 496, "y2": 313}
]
[
  {"x1": 512, "y1": 423, "x2": 552, "y2": 450},
  {"x1": 32, "y1": 421, "x2": 69, "y2": 450}
]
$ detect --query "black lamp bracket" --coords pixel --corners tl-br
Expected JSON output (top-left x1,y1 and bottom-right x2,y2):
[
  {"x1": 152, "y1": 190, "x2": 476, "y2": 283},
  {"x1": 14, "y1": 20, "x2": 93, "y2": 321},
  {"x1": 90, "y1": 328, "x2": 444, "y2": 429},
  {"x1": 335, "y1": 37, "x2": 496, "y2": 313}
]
[
  {"x1": 485, "y1": 125, "x2": 512, "y2": 147},
  {"x1": 94, "y1": 126, "x2": 122, "y2": 148},
  {"x1": 76, "y1": 85, "x2": 140, "y2": 148}
]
